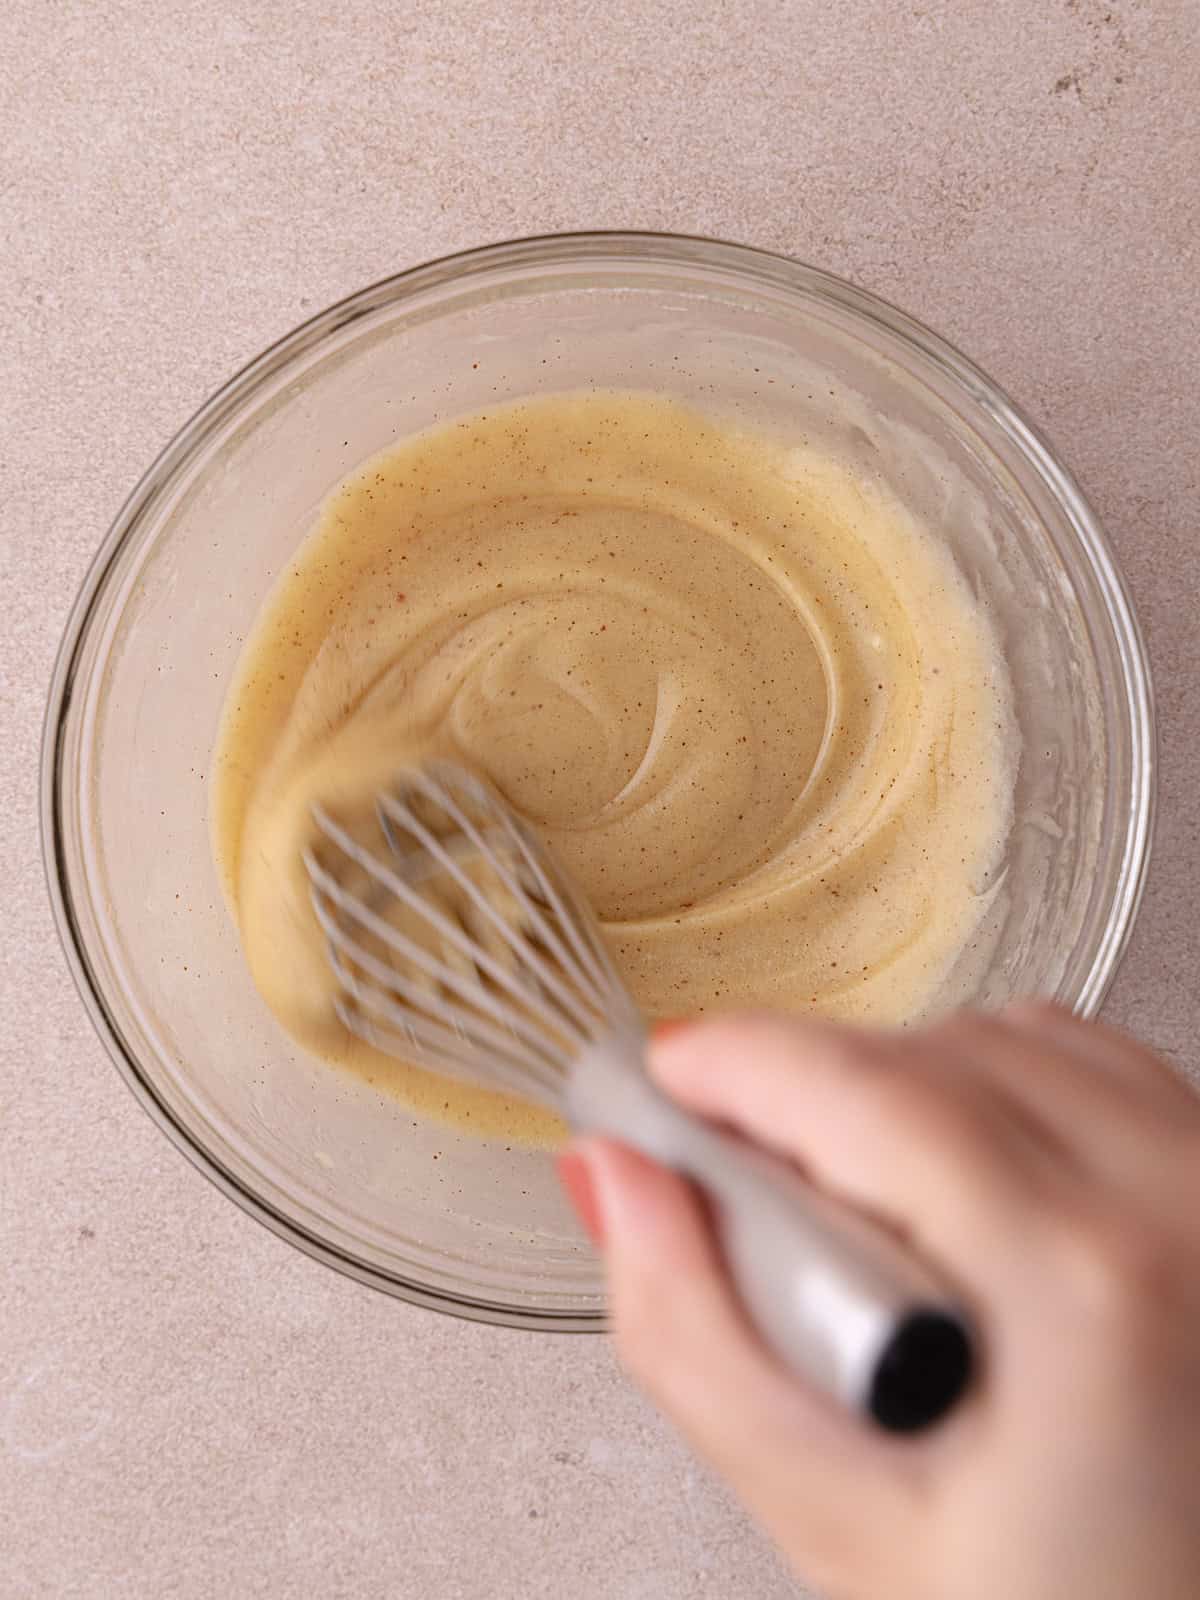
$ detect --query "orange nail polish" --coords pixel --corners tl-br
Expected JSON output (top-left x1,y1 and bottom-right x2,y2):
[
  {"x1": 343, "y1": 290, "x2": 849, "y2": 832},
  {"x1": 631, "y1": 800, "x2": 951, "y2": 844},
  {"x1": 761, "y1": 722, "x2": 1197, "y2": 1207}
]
[
  {"x1": 557, "y1": 1149, "x2": 606, "y2": 1247},
  {"x1": 651, "y1": 1017, "x2": 694, "y2": 1043}
]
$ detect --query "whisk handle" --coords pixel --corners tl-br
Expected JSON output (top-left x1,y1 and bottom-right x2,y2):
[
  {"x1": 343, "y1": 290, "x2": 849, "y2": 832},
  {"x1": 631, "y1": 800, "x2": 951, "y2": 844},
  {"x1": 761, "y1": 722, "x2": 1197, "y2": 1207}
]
[{"x1": 566, "y1": 1035, "x2": 973, "y2": 1433}]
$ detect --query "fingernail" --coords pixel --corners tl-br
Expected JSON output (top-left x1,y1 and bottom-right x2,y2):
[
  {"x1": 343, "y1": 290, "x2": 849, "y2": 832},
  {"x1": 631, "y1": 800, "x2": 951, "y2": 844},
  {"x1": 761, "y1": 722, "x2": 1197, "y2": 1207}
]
[
  {"x1": 651, "y1": 1017, "x2": 694, "y2": 1044},
  {"x1": 557, "y1": 1147, "x2": 606, "y2": 1247}
]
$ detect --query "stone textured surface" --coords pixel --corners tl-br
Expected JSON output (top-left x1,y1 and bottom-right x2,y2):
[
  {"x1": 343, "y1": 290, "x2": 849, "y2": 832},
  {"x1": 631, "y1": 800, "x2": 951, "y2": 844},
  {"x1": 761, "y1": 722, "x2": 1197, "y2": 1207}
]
[{"x1": 2, "y1": 2, "x2": 1198, "y2": 1595}]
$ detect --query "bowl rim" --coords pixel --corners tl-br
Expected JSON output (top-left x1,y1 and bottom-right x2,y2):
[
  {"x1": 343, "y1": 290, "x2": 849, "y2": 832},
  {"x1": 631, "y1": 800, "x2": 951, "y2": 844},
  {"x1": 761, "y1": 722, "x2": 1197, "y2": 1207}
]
[{"x1": 40, "y1": 228, "x2": 1157, "y2": 1325}]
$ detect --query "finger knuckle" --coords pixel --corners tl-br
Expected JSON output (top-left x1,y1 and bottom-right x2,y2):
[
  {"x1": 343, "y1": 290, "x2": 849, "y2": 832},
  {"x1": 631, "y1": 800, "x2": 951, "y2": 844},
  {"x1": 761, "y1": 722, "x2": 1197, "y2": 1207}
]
[
  {"x1": 859, "y1": 1060, "x2": 980, "y2": 1152},
  {"x1": 1006, "y1": 997, "x2": 1067, "y2": 1027},
  {"x1": 611, "y1": 1295, "x2": 662, "y2": 1382},
  {"x1": 810, "y1": 1032, "x2": 897, "y2": 1095},
  {"x1": 610, "y1": 1282, "x2": 686, "y2": 1402},
  {"x1": 1107, "y1": 1234, "x2": 1181, "y2": 1327},
  {"x1": 613, "y1": 1321, "x2": 694, "y2": 1423},
  {"x1": 1051, "y1": 1210, "x2": 1179, "y2": 1347}
]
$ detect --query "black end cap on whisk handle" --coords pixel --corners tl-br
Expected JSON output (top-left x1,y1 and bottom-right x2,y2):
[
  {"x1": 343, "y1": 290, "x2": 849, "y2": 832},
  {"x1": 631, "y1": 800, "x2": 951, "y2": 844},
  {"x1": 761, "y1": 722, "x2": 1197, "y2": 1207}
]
[{"x1": 867, "y1": 1309, "x2": 973, "y2": 1432}]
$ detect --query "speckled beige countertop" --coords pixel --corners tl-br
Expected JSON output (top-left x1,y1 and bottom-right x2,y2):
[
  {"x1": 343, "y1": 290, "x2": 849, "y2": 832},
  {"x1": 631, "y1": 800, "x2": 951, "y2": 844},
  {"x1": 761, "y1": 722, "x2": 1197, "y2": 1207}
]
[{"x1": 3, "y1": 3, "x2": 1198, "y2": 1596}]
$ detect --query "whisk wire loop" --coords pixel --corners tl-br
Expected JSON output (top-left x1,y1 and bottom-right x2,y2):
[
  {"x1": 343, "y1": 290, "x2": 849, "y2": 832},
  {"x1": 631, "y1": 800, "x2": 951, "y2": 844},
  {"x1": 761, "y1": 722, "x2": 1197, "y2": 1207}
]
[
  {"x1": 390, "y1": 763, "x2": 624, "y2": 1027},
  {"x1": 306, "y1": 809, "x2": 581, "y2": 1065}
]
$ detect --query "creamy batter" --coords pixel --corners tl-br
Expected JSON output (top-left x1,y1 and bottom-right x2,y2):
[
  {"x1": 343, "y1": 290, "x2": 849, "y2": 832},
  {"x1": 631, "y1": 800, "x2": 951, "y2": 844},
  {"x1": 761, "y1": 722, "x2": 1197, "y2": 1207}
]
[{"x1": 212, "y1": 390, "x2": 1015, "y2": 1145}]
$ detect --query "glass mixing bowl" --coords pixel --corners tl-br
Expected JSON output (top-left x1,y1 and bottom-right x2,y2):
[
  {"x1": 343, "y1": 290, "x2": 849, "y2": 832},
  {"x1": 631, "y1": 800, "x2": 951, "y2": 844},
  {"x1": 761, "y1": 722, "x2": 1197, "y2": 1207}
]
[{"x1": 43, "y1": 232, "x2": 1154, "y2": 1328}]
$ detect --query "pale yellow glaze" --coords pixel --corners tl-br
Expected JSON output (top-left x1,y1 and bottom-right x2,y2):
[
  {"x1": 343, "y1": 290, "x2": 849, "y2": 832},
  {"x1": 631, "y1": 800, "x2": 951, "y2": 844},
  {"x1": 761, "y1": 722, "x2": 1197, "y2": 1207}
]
[{"x1": 212, "y1": 391, "x2": 1015, "y2": 1146}]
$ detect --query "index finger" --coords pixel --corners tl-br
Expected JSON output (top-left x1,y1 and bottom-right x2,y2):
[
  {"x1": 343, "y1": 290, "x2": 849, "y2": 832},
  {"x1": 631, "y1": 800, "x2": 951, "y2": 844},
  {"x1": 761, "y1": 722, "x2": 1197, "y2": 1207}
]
[{"x1": 648, "y1": 1012, "x2": 1054, "y2": 1285}]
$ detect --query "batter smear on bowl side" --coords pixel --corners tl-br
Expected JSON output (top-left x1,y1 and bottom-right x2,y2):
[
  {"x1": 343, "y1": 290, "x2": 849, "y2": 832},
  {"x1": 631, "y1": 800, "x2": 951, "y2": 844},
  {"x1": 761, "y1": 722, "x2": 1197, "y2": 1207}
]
[{"x1": 212, "y1": 391, "x2": 1016, "y2": 1145}]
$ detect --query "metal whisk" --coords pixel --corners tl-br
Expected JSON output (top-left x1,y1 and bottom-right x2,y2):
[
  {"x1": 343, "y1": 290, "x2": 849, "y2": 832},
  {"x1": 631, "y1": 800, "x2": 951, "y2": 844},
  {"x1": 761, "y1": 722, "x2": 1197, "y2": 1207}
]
[{"x1": 305, "y1": 761, "x2": 973, "y2": 1433}]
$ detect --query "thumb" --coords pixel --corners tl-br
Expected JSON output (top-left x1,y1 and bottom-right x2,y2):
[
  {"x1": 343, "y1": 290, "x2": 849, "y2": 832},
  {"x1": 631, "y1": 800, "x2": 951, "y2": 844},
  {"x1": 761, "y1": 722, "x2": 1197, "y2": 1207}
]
[{"x1": 560, "y1": 1137, "x2": 919, "y2": 1570}]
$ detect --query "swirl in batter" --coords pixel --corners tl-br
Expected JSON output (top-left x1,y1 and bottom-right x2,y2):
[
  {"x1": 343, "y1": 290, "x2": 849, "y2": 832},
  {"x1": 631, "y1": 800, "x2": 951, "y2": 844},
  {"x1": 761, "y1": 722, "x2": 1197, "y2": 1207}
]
[{"x1": 212, "y1": 391, "x2": 1015, "y2": 1144}]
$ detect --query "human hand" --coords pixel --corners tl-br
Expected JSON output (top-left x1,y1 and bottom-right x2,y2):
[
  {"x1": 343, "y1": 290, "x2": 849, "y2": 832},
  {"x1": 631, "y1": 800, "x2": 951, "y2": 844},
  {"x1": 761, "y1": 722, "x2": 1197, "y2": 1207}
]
[{"x1": 558, "y1": 1006, "x2": 1200, "y2": 1599}]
